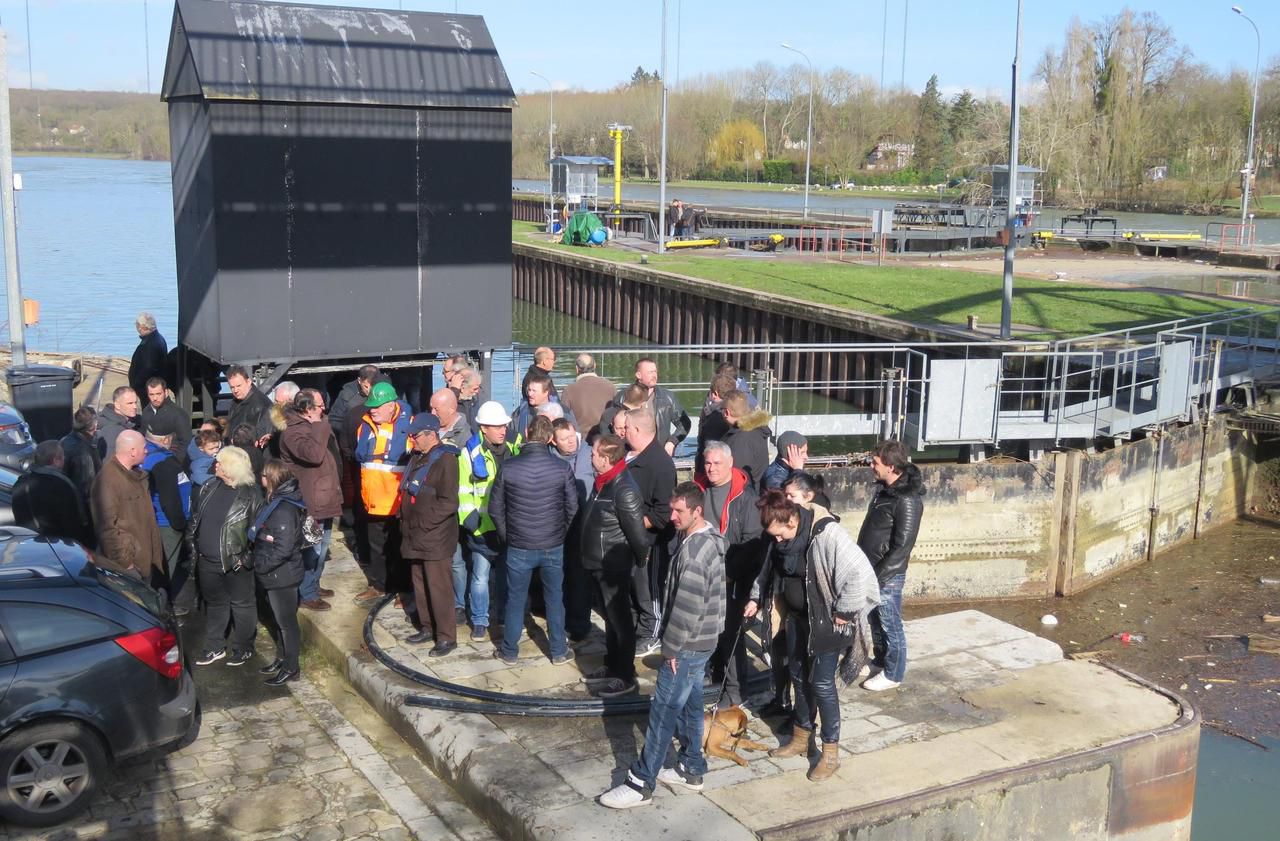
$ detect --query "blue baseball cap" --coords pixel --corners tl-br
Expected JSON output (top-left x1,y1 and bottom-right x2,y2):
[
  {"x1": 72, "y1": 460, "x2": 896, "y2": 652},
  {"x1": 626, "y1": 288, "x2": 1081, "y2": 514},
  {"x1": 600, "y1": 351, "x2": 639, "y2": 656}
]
[{"x1": 408, "y1": 414, "x2": 441, "y2": 435}]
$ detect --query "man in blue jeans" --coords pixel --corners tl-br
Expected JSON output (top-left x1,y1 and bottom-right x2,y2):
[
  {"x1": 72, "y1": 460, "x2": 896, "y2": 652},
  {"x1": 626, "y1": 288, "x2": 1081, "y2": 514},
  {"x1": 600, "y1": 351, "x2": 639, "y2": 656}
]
[
  {"x1": 856, "y1": 439, "x2": 925, "y2": 691},
  {"x1": 599, "y1": 482, "x2": 726, "y2": 809},
  {"x1": 488, "y1": 416, "x2": 579, "y2": 665}
]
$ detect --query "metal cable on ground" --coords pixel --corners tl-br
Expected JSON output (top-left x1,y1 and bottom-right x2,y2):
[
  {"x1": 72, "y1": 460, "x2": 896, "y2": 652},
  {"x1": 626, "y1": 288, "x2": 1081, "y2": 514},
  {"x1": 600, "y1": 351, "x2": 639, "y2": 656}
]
[{"x1": 363, "y1": 595, "x2": 770, "y2": 717}]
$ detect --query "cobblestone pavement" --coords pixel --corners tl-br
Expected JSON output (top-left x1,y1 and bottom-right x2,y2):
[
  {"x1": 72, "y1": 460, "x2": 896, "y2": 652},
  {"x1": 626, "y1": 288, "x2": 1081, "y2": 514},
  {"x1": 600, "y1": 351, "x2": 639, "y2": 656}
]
[{"x1": 0, "y1": 614, "x2": 496, "y2": 841}]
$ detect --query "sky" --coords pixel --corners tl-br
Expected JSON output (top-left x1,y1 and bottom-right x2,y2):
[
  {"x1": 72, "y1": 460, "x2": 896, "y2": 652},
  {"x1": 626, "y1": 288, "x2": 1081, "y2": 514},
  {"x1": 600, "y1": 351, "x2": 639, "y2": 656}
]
[{"x1": 0, "y1": 0, "x2": 1274, "y2": 97}]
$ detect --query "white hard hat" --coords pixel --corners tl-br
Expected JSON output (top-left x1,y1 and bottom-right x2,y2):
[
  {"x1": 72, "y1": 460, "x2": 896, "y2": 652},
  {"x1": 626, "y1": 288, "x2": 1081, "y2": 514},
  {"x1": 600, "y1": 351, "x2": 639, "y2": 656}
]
[{"x1": 474, "y1": 400, "x2": 512, "y2": 427}]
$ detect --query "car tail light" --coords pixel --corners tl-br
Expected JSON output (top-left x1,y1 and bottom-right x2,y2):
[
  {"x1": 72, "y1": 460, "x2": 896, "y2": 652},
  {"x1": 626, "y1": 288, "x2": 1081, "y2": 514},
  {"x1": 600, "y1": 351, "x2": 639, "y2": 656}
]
[{"x1": 115, "y1": 627, "x2": 182, "y2": 679}]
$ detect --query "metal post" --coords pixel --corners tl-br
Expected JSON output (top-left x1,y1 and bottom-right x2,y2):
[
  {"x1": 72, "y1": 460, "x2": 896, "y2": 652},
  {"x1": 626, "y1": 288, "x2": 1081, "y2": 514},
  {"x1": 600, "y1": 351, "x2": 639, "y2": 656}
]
[
  {"x1": 1232, "y1": 7, "x2": 1260, "y2": 231},
  {"x1": 657, "y1": 0, "x2": 669, "y2": 254},
  {"x1": 781, "y1": 43, "x2": 813, "y2": 219},
  {"x1": 143, "y1": 0, "x2": 152, "y2": 93},
  {"x1": 999, "y1": 0, "x2": 1023, "y2": 340},
  {"x1": 880, "y1": 0, "x2": 888, "y2": 92},
  {"x1": 0, "y1": 32, "x2": 26, "y2": 367},
  {"x1": 531, "y1": 71, "x2": 554, "y2": 217},
  {"x1": 900, "y1": 0, "x2": 909, "y2": 90}
]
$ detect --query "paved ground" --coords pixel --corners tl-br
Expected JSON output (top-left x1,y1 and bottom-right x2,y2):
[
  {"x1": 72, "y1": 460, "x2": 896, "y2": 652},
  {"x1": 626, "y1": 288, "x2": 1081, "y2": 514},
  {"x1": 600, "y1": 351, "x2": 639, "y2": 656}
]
[
  {"x1": 0, "y1": 603, "x2": 498, "y2": 841},
  {"x1": 305, "y1": 543, "x2": 1190, "y2": 841}
]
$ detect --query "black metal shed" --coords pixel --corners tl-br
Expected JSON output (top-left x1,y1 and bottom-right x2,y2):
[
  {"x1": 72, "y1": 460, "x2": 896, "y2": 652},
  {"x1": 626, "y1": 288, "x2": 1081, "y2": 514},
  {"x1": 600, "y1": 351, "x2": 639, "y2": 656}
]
[{"x1": 161, "y1": 0, "x2": 515, "y2": 368}]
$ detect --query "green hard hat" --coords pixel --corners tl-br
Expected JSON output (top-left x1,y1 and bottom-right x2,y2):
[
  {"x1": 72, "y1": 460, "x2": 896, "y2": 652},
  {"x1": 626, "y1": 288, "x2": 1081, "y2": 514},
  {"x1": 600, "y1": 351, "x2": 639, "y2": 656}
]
[{"x1": 364, "y1": 381, "x2": 398, "y2": 408}]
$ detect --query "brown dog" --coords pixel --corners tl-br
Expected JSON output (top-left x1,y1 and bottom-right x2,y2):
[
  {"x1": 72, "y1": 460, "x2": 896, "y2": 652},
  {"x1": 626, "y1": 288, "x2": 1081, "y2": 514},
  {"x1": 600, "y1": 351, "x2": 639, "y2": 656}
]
[{"x1": 702, "y1": 707, "x2": 772, "y2": 767}]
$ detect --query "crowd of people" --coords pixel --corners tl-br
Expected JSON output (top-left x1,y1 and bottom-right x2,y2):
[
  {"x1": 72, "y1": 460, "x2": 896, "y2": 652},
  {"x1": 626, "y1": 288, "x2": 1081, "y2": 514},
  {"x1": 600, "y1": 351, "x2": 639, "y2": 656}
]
[{"x1": 10, "y1": 317, "x2": 926, "y2": 805}]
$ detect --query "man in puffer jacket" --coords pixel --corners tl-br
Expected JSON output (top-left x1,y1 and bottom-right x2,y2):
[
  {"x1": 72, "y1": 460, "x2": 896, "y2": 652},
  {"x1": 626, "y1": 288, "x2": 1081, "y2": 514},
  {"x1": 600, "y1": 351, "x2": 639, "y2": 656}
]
[
  {"x1": 489, "y1": 415, "x2": 579, "y2": 665},
  {"x1": 857, "y1": 439, "x2": 925, "y2": 692}
]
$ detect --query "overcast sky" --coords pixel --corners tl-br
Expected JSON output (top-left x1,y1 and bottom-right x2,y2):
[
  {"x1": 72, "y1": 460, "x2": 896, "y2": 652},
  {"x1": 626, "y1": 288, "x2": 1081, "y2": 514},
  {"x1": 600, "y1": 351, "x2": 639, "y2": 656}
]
[{"x1": 0, "y1": 0, "x2": 1274, "y2": 97}]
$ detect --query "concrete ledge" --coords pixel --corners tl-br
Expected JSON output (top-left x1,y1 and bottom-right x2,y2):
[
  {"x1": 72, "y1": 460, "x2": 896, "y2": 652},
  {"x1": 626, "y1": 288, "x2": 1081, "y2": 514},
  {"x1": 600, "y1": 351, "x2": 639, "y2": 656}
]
[{"x1": 300, "y1": 548, "x2": 1198, "y2": 841}]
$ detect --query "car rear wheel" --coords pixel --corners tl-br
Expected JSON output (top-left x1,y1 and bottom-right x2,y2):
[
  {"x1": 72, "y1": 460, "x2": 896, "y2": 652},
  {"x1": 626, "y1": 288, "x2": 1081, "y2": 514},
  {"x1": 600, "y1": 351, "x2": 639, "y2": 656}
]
[{"x1": 0, "y1": 721, "x2": 107, "y2": 827}]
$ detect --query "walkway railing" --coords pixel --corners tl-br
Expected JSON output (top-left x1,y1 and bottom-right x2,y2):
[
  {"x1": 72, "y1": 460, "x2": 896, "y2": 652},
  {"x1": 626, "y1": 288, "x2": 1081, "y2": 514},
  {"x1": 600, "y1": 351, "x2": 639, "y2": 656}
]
[{"x1": 514, "y1": 307, "x2": 1280, "y2": 452}]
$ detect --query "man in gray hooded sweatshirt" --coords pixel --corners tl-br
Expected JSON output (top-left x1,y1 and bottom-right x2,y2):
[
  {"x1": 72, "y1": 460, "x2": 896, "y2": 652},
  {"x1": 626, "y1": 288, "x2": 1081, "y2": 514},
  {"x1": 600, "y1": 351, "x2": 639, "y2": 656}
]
[{"x1": 599, "y1": 481, "x2": 726, "y2": 809}]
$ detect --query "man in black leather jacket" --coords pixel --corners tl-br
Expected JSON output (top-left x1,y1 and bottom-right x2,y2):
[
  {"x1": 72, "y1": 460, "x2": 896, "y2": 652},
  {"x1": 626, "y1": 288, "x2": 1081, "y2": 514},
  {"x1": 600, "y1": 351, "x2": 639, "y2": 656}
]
[
  {"x1": 578, "y1": 434, "x2": 650, "y2": 697},
  {"x1": 856, "y1": 439, "x2": 925, "y2": 691},
  {"x1": 612, "y1": 358, "x2": 691, "y2": 456}
]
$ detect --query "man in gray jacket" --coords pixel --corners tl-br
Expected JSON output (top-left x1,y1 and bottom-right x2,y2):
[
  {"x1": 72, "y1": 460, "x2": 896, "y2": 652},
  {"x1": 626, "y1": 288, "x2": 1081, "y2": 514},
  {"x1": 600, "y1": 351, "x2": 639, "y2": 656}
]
[{"x1": 599, "y1": 481, "x2": 726, "y2": 809}]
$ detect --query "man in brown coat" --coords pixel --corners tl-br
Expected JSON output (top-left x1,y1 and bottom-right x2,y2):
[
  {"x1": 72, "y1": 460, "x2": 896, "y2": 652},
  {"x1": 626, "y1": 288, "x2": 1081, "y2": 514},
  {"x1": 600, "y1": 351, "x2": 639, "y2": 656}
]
[
  {"x1": 279, "y1": 388, "x2": 343, "y2": 611},
  {"x1": 560, "y1": 353, "x2": 615, "y2": 438},
  {"x1": 91, "y1": 429, "x2": 164, "y2": 587},
  {"x1": 398, "y1": 414, "x2": 461, "y2": 657}
]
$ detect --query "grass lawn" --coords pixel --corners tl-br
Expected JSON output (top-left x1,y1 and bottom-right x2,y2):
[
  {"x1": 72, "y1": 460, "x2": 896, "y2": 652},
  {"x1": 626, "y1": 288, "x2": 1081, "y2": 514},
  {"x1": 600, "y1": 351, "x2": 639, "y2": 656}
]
[
  {"x1": 513, "y1": 221, "x2": 1246, "y2": 338},
  {"x1": 1219, "y1": 195, "x2": 1280, "y2": 215}
]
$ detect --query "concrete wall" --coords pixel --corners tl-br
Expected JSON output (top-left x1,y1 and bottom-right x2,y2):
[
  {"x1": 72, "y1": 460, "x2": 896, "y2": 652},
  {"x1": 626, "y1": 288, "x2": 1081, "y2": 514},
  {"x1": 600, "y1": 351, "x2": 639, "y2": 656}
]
[
  {"x1": 1060, "y1": 418, "x2": 1255, "y2": 595},
  {"x1": 820, "y1": 417, "x2": 1257, "y2": 602},
  {"x1": 821, "y1": 461, "x2": 1061, "y2": 601}
]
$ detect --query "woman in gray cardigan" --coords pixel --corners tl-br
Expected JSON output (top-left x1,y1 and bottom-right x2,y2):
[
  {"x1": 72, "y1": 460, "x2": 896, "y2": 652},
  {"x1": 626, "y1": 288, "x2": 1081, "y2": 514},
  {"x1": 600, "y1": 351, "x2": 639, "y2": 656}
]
[{"x1": 746, "y1": 489, "x2": 880, "y2": 782}]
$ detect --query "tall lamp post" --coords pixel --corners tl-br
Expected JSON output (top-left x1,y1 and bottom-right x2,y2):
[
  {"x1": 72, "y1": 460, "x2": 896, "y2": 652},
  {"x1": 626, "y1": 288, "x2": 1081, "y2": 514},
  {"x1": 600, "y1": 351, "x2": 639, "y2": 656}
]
[
  {"x1": 658, "y1": 0, "x2": 669, "y2": 253},
  {"x1": 530, "y1": 71, "x2": 554, "y2": 211},
  {"x1": 781, "y1": 42, "x2": 814, "y2": 219},
  {"x1": 999, "y1": 0, "x2": 1024, "y2": 340},
  {"x1": 1231, "y1": 6, "x2": 1261, "y2": 236}
]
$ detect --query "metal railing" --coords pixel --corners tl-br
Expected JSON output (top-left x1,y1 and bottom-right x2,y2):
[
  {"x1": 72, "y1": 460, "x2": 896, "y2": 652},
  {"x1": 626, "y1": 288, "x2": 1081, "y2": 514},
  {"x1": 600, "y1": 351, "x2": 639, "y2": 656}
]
[{"x1": 510, "y1": 307, "x2": 1280, "y2": 452}]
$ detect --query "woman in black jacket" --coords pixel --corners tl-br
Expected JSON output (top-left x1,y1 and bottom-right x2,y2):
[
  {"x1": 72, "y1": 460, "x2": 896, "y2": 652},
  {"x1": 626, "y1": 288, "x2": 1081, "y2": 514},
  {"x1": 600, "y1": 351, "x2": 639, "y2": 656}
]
[
  {"x1": 187, "y1": 446, "x2": 262, "y2": 667},
  {"x1": 251, "y1": 460, "x2": 308, "y2": 686}
]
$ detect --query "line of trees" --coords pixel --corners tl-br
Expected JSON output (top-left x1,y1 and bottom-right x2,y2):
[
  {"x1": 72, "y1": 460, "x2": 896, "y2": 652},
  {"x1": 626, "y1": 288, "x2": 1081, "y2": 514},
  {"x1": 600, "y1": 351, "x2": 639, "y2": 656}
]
[
  {"x1": 10, "y1": 89, "x2": 168, "y2": 160},
  {"x1": 516, "y1": 9, "x2": 1278, "y2": 211}
]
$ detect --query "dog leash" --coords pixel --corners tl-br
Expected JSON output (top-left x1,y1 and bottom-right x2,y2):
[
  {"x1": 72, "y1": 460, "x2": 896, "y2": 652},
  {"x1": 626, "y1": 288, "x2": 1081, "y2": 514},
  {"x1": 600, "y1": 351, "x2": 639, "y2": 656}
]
[{"x1": 707, "y1": 619, "x2": 748, "y2": 714}]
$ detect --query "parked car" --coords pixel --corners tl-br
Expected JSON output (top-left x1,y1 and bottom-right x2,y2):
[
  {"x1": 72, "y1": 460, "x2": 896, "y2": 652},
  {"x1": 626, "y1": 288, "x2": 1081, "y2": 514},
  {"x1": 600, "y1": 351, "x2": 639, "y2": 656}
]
[
  {"x1": 0, "y1": 529, "x2": 199, "y2": 827},
  {"x1": 0, "y1": 404, "x2": 34, "y2": 473}
]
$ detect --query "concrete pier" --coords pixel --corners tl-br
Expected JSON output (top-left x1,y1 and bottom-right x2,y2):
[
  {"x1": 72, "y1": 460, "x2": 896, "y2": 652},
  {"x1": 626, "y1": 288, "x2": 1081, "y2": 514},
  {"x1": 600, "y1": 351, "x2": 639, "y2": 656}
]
[{"x1": 300, "y1": 547, "x2": 1198, "y2": 841}]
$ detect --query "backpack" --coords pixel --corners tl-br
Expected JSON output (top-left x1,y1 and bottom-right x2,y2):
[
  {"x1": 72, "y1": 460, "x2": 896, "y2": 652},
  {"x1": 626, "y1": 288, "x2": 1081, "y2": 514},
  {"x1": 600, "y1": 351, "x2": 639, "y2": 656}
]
[{"x1": 247, "y1": 497, "x2": 321, "y2": 547}]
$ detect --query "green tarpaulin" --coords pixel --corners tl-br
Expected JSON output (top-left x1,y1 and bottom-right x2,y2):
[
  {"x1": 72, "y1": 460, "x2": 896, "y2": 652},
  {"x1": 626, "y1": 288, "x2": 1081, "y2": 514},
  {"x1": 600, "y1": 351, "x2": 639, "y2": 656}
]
[{"x1": 561, "y1": 211, "x2": 606, "y2": 246}]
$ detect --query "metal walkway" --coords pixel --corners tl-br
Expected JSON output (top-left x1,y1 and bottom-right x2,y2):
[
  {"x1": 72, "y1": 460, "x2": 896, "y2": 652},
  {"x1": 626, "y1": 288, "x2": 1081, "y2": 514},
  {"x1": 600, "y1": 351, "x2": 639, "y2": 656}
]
[{"x1": 519, "y1": 307, "x2": 1280, "y2": 453}]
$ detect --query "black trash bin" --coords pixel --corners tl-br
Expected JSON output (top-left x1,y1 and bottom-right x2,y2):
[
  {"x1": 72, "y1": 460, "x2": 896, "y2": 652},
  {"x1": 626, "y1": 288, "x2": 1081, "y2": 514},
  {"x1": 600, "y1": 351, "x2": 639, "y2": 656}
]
[{"x1": 5, "y1": 365, "x2": 77, "y2": 444}]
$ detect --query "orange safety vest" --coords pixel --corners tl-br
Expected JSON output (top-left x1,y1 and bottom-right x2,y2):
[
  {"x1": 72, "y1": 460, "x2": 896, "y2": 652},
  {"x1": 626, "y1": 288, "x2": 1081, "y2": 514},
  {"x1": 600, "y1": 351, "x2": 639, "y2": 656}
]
[{"x1": 356, "y1": 403, "x2": 414, "y2": 517}]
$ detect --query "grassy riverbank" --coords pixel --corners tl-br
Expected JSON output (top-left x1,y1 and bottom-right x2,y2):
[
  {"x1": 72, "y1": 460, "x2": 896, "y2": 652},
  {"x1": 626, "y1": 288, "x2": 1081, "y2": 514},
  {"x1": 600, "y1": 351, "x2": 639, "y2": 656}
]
[{"x1": 514, "y1": 221, "x2": 1244, "y2": 338}]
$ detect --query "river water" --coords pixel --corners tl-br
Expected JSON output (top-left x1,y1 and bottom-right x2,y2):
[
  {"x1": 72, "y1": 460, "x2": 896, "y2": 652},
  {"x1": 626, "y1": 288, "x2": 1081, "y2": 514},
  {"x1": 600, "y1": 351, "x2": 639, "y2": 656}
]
[{"x1": 1, "y1": 158, "x2": 1275, "y2": 837}]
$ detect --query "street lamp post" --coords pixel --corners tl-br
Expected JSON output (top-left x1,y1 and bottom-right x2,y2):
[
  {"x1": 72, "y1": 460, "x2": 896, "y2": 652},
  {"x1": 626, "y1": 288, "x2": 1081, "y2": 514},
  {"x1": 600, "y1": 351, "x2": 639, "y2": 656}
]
[
  {"x1": 1231, "y1": 6, "x2": 1261, "y2": 235},
  {"x1": 658, "y1": 0, "x2": 669, "y2": 253},
  {"x1": 781, "y1": 43, "x2": 814, "y2": 219},
  {"x1": 530, "y1": 71, "x2": 554, "y2": 212},
  {"x1": 1000, "y1": 0, "x2": 1024, "y2": 340}
]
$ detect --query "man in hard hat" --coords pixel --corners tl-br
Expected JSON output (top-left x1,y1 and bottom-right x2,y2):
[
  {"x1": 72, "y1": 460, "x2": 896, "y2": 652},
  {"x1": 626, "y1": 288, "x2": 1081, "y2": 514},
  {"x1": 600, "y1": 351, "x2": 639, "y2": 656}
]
[
  {"x1": 352, "y1": 381, "x2": 415, "y2": 607},
  {"x1": 453, "y1": 400, "x2": 520, "y2": 642}
]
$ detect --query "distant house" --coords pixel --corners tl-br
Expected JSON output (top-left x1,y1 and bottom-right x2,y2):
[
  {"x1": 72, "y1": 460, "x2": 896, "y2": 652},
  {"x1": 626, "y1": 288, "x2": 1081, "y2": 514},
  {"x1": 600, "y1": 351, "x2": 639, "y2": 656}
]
[
  {"x1": 866, "y1": 141, "x2": 914, "y2": 170},
  {"x1": 782, "y1": 137, "x2": 808, "y2": 152},
  {"x1": 67, "y1": 124, "x2": 86, "y2": 136},
  {"x1": 1145, "y1": 166, "x2": 1168, "y2": 182}
]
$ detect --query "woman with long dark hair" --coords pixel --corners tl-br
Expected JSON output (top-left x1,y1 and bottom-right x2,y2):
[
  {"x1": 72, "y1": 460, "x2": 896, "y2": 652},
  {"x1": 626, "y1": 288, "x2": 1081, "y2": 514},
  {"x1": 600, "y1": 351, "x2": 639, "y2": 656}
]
[
  {"x1": 745, "y1": 489, "x2": 879, "y2": 782},
  {"x1": 251, "y1": 460, "x2": 309, "y2": 686}
]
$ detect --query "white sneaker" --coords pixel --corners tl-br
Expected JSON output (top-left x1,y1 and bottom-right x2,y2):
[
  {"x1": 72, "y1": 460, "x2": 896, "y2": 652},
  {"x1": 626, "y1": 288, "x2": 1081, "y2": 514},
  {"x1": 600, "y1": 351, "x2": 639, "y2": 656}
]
[
  {"x1": 862, "y1": 673, "x2": 901, "y2": 692},
  {"x1": 657, "y1": 764, "x2": 704, "y2": 792},
  {"x1": 599, "y1": 771, "x2": 653, "y2": 809}
]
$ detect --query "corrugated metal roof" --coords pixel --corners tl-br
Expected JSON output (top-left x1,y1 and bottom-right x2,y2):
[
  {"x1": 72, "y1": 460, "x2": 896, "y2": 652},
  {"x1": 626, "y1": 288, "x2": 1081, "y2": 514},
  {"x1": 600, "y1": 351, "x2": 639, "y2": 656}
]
[
  {"x1": 162, "y1": 0, "x2": 516, "y2": 109},
  {"x1": 551, "y1": 156, "x2": 614, "y2": 167}
]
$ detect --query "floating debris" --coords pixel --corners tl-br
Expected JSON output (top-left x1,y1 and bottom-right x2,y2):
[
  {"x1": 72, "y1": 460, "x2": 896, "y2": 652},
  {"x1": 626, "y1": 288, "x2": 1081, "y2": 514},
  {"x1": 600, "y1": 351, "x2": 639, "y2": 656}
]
[{"x1": 1040, "y1": 614, "x2": 1058, "y2": 626}]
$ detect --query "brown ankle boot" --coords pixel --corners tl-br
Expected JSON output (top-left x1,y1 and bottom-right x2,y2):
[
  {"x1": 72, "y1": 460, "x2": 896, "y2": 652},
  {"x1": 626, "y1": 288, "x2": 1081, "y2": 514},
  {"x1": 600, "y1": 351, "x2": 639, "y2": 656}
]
[
  {"x1": 769, "y1": 725, "x2": 812, "y2": 758},
  {"x1": 807, "y1": 741, "x2": 840, "y2": 781}
]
